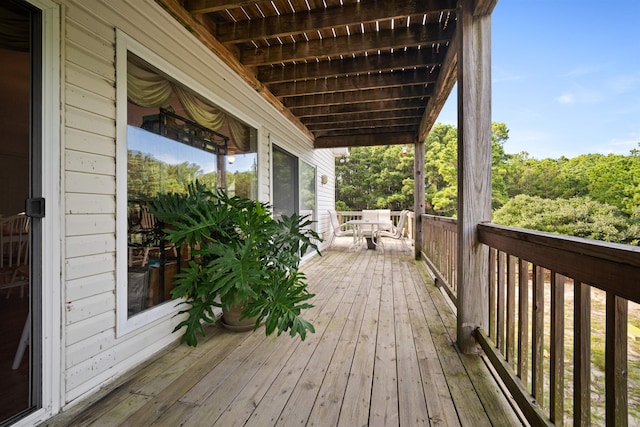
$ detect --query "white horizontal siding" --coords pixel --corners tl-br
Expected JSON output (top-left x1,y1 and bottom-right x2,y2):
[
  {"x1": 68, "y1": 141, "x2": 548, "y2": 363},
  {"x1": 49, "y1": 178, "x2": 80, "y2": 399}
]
[
  {"x1": 66, "y1": 272, "x2": 114, "y2": 301},
  {"x1": 66, "y1": 234, "x2": 114, "y2": 258},
  {"x1": 65, "y1": 193, "x2": 115, "y2": 215},
  {"x1": 65, "y1": 252, "x2": 114, "y2": 281},
  {"x1": 65, "y1": 106, "x2": 115, "y2": 138},
  {"x1": 65, "y1": 214, "x2": 115, "y2": 237},
  {"x1": 65, "y1": 171, "x2": 114, "y2": 194},
  {"x1": 56, "y1": 0, "x2": 336, "y2": 410},
  {"x1": 66, "y1": 292, "x2": 115, "y2": 325},
  {"x1": 65, "y1": 127, "x2": 115, "y2": 157},
  {"x1": 66, "y1": 311, "x2": 114, "y2": 347}
]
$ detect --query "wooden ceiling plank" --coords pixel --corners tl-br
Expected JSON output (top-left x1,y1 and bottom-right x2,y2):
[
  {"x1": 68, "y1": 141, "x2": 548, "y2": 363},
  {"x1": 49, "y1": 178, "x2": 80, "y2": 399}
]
[
  {"x1": 216, "y1": 0, "x2": 457, "y2": 44},
  {"x1": 418, "y1": 19, "x2": 458, "y2": 141},
  {"x1": 307, "y1": 117, "x2": 421, "y2": 131},
  {"x1": 314, "y1": 131, "x2": 418, "y2": 148},
  {"x1": 240, "y1": 22, "x2": 454, "y2": 66},
  {"x1": 301, "y1": 110, "x2": 423, "y2": 125},
  {"x1": 295, "y1": 98, "x2": 426, "y2": 117},
  {"x1": 259, "y1": 48, "x2": 446, "y2": 83},
  {"x1": 284, "y1": 85, "x2": 433, "y2": 108},
  {"x1": 271, "y1": 70, "x2": 437, "y2": 97},
  {"x1": 314, "y1": 125, "x2": 418, "y2": 138},
  {"x1": 185, "y1": 0, "x2": 259, "y2": 14},
  {"x1": 154, "y1": 0, "x2": 315, "y2": 141}
]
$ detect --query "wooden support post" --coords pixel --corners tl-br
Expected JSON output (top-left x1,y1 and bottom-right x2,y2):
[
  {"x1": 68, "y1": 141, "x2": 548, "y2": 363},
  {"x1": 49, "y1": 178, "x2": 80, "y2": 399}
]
[
  {"x1": 414, "y1": 140, "x2": 425, "y2": 260},
  {"x1": 456, "y1": 0, "x2": 493, "y2": 354}
]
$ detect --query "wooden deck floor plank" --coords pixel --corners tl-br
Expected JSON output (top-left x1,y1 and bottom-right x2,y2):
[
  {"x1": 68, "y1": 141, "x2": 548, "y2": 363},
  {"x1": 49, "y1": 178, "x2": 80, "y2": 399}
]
[
  {"x1": 116, "y1": 327, "x2": 253, "y2": 426},
  {"x1": 336, "y1": 252, "x2": 386, "y2": 427},
  {"x1": 242, "y1": 249, "x2": 370, "y2": 427},
  {"x1": 392, "y1": 254, "x2": 430, "y2": 426},
  {"x1": 410, "y1": 262, "x2": 493, "y2": 426},
  {"x1": 401, "y1": 258, "x2": 462, "y2": 427},
  {"x1": 283, "y1": 249, "x2": 376, "y2": 426},
  {"x1": 43, "y1": 240, "x2": 523, "y2": 427},
  {"x1": 173, "y1": 248, "x2": 353, "y2": 427},
  {"x1": 207, "y1": 249, "x2": 358, "y2": 426},
  {"x1": 369, "y1": 251, "x2": 400, "y2": 427},
  {"x1": 418, "y1": 263, "x2": 524, "y2": 426},
  {"x1": 183, "y1": 247, "x2": 354, "y2": 426}
]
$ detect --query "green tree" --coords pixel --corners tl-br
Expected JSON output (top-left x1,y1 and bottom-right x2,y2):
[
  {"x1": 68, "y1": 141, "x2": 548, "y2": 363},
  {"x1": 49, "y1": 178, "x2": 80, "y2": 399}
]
[{"x1": 493, "y1": 194, "x2": 638, "y2": 244}]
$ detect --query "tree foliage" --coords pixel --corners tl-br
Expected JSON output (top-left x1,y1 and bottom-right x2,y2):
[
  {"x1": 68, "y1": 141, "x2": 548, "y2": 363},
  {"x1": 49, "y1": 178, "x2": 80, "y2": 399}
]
[{"x1": 334, "y1": 122, "x2": 640, "y2": 245}]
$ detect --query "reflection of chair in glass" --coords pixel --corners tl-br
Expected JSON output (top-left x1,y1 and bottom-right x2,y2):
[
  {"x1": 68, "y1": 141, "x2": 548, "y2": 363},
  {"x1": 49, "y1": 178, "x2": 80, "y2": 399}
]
[
  {"x1": 328, "y1": 210, "x2": 354, "y2": 247},
  {"x1": 0, "y1": 213, "x2": 30, "y2": 298},
  {"x1": 375, "y1": 210, "x2": 411, "y2": 250},
  {"x1": 128, "y1": 205, "x2": 176, "y2": 267}
]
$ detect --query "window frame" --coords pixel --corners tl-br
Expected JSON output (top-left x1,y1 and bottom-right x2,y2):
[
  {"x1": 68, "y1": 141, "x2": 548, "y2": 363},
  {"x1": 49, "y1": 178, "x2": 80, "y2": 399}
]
[{"x1": 115, "y1": 31, "x2": 259, "y2": 336}]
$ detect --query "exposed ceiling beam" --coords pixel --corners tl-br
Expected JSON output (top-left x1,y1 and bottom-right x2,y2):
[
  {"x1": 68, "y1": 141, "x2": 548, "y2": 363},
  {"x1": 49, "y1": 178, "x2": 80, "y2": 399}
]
[
  {"x1": 302, "y1": 111, "x2": 423, "y2": 126},
  {"x1": 258, "y1": 48, "x2": 446, "y2": 84},
  {"x1": 186, "y1": 0, "x2": 258, "y2": 14},
  {"x1": 294, "y1": 98, "x2": 426, "y2": 118},
  {"x1": 314, "y1": 125, "x2": 418, "y2": 138},
  {"x1": 283, "y1": 85, "x2": 433, "y2": 108},
  {"x1": 307, "y1": 117, "x2": 421, "y2": 132},
  {"x1": 418, "y1": 24, "x2": 458, "y2": 141},
  {"x1": 240, "y1": 23, "x2": 454, "y2": 66},
  {"x1": 215, "y1": 0, "x2": 457, "y2": 44},
  {"x1": 271, "y1": 70, "x2": 437, "y2": 98},
  {"x1": 154, "y1": 0, "x2": 315, "y2": 141},
  {"x1": 315, "y1": 131, "x2": 418, "y2": 149}
]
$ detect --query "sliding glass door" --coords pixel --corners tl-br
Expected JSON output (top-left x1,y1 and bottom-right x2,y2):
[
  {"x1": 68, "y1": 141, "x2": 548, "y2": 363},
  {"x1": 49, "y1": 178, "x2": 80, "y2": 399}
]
[{"x1": 0, "y1": 0, "x2": 43, "y2": 423}]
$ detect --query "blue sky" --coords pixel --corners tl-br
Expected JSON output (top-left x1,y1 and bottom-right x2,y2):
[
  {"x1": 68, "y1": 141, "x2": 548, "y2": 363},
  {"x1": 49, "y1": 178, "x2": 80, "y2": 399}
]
[{"x1": 436, "y1": 1, "x2": 640, "y2": 159}]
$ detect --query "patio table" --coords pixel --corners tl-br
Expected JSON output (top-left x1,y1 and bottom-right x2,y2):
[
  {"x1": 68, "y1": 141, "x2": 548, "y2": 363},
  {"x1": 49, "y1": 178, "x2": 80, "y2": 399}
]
[{"x1": 345, "y1": 219, "x2": 393, "y2": 251}]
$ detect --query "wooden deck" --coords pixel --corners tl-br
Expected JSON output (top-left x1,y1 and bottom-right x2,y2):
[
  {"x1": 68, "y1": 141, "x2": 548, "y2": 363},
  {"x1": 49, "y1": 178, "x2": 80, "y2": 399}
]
[{"x1": 44, "y1": 238, "x2": 523, "y2": 426}]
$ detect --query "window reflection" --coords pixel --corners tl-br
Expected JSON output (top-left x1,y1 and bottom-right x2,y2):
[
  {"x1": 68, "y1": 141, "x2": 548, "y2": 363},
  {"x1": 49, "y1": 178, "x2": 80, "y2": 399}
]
[{"x1": 126, "y1": 54, "x2": 257, "y2": 317}]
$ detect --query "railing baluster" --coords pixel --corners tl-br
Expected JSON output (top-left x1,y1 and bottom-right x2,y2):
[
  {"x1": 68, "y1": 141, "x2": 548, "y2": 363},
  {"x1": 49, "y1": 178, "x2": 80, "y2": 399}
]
[
  {"x1": 605, "y1": 294, "x2": 628, "y2": 427},
  {"x1": 574, "y1": 281, "x2": 591, "y2": 426},
  {"x1": 497, "y1": 251, "x2": 506, "y2": 354},
  {"x1": 506, "y1": 254, "x2": 516, "y2": 366},
  {"x1": 518, "y1": 258, "x2": 529, "y2": 387},
  {"x1": 489, "y1": 247, "x2": 497, "y2": 341},
  {"x1": 532, "y1": 265, "x2": 545, "y2": 405},
  {"x1": 550, "y1": 273, "x2": 565, "y2": 425}
]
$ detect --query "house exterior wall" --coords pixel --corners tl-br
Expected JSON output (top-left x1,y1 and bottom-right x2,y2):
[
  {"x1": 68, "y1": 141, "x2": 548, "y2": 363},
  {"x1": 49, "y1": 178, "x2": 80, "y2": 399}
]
[{"x1": 21, "y1": 0, "x2": 335, "y2": 423}]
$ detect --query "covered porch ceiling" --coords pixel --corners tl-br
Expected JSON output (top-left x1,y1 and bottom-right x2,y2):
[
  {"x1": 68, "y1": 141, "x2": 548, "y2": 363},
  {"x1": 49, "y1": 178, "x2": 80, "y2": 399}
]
[{"x1": 157, "y1": 0, "x2": 495, "y2": 149}]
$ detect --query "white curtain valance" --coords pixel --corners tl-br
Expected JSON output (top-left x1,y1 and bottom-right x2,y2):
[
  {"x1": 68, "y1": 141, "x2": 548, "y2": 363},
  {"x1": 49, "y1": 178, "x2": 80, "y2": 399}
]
[{"x1": 127, "y1": 61, "x2": 250, "y2": 152}]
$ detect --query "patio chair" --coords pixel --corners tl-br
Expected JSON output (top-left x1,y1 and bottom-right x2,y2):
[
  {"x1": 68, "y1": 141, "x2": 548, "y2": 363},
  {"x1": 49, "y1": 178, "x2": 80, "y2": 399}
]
[
  {"x1": 328, "y1": 210, "x2": 354, "y2": 247},
  {"x1": 128, "y1": 205, "x2": 176, "y2": 267},
  {"x1": 0, "y1": 213, "x2": 30, "y2": 298},
  {"x1": 375, "y1": 210, "x2": 411, "y2": 251}
]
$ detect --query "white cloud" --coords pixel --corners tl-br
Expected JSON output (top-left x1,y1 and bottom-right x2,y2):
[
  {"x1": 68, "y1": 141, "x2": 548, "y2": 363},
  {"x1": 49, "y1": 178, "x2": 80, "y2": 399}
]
[{"x1": 557, "y1": 93, "x2": 575, "y2": 104}]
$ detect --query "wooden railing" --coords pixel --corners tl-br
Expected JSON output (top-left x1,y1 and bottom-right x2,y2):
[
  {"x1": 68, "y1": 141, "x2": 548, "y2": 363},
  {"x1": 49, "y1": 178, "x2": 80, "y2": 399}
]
[
  {"x1": 421, "y1": 215, "x2": 640, "y2": 426},
  {"x1": 336, "y1": 210, "x2": 406, "y2": 228},
  {"x1": 421, "y1": 215, "x2": 458, "y2": 304}
]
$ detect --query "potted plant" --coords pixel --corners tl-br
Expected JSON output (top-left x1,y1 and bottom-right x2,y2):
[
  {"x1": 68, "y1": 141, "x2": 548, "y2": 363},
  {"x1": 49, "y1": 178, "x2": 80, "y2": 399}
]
[{"x1": 149, "y1": 181, "x2": 321, "y2": 346}]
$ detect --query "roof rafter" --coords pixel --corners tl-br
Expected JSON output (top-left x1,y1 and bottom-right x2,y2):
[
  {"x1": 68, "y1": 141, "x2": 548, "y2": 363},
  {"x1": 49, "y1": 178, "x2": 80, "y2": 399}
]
[
  {"x1": 259, "y1": 48, "x2": 446, "y2": 84},
  {"x1": 271, "y1": 70, "x2": 438, "y2": 98},
  {"x1": 240, "y1": 23, "x2": 454, "y2": 67},
  {"x1": 283, "y1": 85, "x2": 433, "y2": 108},
  {"x1": 214, "y1": 0, "x2": 457, "y2": 44}
]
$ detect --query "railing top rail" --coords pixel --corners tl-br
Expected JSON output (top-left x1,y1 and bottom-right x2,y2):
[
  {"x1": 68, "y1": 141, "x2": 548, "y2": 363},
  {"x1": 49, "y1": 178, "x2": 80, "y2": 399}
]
[
  {"x1": 478, "y1": 222, "x2": 640, "y2": 303},
  {"x1": 422, "y1": 214, "x2": 457, "y2": 225}
]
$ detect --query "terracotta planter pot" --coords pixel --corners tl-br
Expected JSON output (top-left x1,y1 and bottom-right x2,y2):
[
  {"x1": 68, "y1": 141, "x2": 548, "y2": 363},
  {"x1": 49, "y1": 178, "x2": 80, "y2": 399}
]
[{"x1": 221, "y1": 303, "x2": 258, "y2": 332}]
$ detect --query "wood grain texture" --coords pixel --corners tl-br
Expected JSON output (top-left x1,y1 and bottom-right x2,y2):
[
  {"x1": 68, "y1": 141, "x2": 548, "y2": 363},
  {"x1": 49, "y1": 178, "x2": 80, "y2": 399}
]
[
  {"x1": 455, "y1": 0, "x2": 492, "y2": 353},
  {"x1": 43, "y1": 240, "x2": 521, "y2": 426}
]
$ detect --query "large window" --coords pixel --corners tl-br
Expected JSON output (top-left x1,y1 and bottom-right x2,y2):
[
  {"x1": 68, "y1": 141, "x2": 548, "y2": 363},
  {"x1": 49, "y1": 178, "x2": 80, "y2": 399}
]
[
  {"x1": 125, "y1": 53, "x2": 257, "y2": 318},
  {"x1": 273, "y1": 146, "x2": 317, "y2": 241}
]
